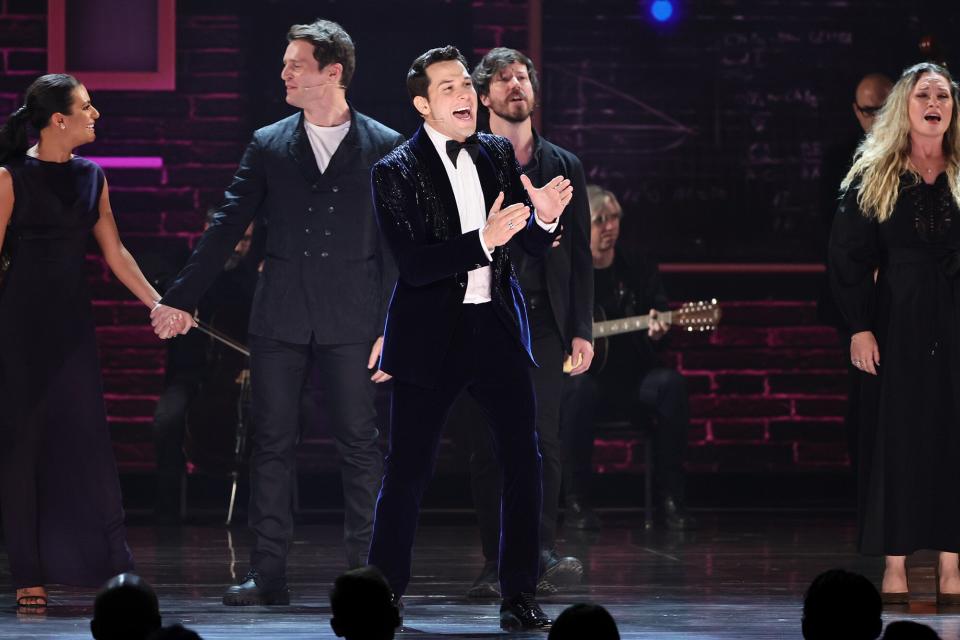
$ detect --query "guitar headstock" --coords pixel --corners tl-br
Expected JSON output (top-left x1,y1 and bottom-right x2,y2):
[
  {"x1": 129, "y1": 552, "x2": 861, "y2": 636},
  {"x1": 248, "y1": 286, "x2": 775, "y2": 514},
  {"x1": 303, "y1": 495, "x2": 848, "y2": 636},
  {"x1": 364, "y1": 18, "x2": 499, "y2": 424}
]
[{"x1": 673, "y1": 299, "x2": 721, "y2": 332}]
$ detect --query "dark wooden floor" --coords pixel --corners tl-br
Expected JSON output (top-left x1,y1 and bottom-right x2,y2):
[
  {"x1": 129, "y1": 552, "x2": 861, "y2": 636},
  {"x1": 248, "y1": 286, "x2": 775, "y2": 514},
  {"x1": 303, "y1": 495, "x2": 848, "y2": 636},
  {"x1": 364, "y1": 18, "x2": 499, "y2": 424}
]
[{"x1": 2, "y1": 512, "x2": 959, "y2": 639}]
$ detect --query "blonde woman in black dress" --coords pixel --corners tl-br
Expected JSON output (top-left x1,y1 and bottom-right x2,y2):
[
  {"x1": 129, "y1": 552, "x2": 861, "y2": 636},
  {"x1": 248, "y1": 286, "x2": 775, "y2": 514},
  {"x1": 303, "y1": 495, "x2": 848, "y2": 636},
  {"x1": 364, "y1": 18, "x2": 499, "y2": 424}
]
[
  {"x1": 0, "y1": 75, "x2": 165, "y2": 609},
  {"x1": 830, "y1": 62, "x2": 960, "y2": 604}
]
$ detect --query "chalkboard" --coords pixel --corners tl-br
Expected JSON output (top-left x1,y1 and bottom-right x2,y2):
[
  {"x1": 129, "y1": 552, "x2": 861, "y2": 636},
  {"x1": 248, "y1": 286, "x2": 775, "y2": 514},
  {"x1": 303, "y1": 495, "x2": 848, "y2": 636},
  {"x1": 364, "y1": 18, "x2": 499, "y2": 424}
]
[{"x1": 542, "y1": 0, "x2": 959, "y2": 261}]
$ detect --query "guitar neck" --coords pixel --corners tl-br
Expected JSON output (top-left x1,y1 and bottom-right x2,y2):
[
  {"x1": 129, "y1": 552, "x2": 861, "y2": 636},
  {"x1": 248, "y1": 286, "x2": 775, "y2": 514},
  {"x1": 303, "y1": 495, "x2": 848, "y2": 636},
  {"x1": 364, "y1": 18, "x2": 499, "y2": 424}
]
[{"x1": 594, "y1": 311, "x2": 672, "y2": 338}]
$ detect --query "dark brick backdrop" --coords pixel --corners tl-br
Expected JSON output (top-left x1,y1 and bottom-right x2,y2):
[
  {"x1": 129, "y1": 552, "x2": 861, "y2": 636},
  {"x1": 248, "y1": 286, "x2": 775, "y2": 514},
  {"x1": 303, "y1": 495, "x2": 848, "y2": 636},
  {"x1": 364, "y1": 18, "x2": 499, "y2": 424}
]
[{"x1": 3, "y1": 0, "x2": 920, "y2": 493}]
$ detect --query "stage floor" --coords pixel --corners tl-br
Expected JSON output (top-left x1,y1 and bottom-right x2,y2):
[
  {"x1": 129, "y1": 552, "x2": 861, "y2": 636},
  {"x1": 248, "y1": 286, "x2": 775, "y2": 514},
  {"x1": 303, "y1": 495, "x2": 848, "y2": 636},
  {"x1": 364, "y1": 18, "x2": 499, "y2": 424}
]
[{"x1": 2, "y1": 512, "x2": 959, "y2": 639}]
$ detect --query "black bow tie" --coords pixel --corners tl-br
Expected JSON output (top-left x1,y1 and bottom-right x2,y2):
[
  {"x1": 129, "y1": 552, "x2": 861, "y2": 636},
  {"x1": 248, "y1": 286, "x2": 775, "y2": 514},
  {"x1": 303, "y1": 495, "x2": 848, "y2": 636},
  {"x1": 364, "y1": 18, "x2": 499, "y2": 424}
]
[{"x1": 445, "y1": 135, "x2": 481, "y2": 167}]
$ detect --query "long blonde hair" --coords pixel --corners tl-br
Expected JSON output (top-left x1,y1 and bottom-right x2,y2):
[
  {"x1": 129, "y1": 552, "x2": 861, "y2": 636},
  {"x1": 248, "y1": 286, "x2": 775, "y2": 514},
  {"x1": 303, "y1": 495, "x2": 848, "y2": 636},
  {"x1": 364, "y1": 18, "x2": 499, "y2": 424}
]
[{"x1": 841, "y1": 62, "x2": 960, "y2": 221}]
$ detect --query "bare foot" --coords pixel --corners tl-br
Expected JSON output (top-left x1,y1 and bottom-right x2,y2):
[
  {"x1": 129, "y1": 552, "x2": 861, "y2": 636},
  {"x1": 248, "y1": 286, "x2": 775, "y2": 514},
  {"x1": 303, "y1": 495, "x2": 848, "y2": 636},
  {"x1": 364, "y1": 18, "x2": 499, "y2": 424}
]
[{"x1": 16, "y1": 586, "x2": 48, "y2": 611}]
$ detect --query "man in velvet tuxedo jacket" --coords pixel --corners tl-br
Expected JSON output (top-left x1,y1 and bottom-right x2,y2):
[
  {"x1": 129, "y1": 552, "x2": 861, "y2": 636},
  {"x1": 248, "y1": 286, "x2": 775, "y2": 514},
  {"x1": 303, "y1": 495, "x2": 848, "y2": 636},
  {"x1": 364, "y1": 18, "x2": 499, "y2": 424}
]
[
  {"x1": 366, "y1": 46, "x2": 573, "y2": 632},
  {"x1": 150, "y1": 21, "x2": 403, "y2": 606}
]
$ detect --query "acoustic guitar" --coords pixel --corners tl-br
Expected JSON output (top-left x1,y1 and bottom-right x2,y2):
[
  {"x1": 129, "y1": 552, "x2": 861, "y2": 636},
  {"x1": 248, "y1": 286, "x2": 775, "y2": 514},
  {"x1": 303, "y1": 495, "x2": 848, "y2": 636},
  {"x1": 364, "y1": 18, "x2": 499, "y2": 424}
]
[{"x1": 563, "y1": 299, "x2": 721, "y2": 373}]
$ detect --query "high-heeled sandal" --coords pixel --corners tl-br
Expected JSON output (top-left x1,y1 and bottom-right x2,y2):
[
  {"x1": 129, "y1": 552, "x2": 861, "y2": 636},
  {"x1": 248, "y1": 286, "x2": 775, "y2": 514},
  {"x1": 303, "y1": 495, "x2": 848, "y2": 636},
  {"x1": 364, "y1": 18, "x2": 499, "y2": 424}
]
[{"x1": 935, "y1": 563, "x2": 960, "y2": 605}]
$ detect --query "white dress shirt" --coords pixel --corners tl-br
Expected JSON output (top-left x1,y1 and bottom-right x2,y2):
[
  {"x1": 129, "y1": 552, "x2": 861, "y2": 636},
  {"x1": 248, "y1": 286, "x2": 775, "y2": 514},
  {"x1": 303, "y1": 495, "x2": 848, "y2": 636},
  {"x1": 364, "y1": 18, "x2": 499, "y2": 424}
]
[
  {"x1": 304, "y1": 118, "x2": 351, "y2": 173},
  {"x1": 423, "y1": 123, "x2": 556, "y2": 304}
]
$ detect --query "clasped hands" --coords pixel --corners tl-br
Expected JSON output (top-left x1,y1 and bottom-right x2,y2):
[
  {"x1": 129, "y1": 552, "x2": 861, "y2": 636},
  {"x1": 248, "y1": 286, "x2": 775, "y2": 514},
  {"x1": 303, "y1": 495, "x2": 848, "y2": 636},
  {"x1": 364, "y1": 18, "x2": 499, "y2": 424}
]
[
  {"x1": 482, "y1": 174, "x2": 573, "y2": 250},
  {"x1": 151, "y1": 303, "x2": 196, "y2": 339}
]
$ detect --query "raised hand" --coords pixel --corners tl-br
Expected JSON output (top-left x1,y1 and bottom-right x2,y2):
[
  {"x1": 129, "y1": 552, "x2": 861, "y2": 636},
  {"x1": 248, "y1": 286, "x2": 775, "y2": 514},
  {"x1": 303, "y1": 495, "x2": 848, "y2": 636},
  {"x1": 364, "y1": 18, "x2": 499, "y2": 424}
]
[
  {"x1": 482, "y1": 191, "x2": 531, "y2": 250},
  {"x1": 150, "y1": 303, "x2": 196, "y2": 340},
  {"x1": 520, "y1": 174, "x2": 573, "y2": 224}
]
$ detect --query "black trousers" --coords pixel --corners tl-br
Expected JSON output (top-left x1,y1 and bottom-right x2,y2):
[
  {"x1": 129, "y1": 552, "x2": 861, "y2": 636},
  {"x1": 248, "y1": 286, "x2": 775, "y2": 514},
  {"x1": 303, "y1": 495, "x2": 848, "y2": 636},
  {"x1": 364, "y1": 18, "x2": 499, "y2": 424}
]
[
  {"x1": 466, "y1": 303, "x2": 565, "y2": 563},
  {"x1": 368, "y1": 304, "x2": 543, "y2": 598},
  {"x1": 561, "y1": 367, "x2": 690, "y2": 502},
  {"x1": 248, "y1": 334, "x2": 383, "y2": 588}
]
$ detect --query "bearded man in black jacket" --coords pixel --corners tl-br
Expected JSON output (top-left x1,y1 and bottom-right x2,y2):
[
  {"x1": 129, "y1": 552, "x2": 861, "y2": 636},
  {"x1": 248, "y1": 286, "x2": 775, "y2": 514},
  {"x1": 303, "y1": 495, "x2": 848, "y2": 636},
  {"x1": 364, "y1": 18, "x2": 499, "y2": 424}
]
[{"x1": 461, "y1": 47, "x2": 594, "y2": 598}]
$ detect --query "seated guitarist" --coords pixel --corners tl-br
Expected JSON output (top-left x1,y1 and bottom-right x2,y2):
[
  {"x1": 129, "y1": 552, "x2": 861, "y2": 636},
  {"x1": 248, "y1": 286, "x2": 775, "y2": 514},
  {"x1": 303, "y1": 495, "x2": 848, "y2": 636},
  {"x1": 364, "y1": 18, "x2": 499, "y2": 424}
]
[{"x1": 560, "y1": 185, "x2": 695, "y2": 531}]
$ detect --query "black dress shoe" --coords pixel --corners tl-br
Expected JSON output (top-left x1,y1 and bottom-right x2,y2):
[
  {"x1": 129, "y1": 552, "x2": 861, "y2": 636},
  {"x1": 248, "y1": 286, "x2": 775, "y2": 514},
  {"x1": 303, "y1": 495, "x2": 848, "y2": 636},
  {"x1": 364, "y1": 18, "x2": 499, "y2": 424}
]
[
  {"x1": 466, "y1": 560, "x2": 501, "y2": 599},
  {"x1": 660, "y1": 495, "x2": 696, "y2": 531},
  {"x1": 538, "y1": 549, "x2": 583, "y2": 593},
  {"x1": 222, "y1": 570, "x2": 290, "y2": 606},
  {"x1": 500, "y1": 593, "x2": 552, "y2": 631},
  {"x1": 565, "y1": 500, "x2": 601, "y2": 530}
]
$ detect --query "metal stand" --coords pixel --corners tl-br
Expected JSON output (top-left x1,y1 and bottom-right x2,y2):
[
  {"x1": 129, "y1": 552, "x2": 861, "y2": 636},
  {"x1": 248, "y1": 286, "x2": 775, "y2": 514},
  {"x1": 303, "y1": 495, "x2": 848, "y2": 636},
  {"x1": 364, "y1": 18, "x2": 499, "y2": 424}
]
[{"x1": 226, "y1": 369, "x2": 251, "y2": 526}]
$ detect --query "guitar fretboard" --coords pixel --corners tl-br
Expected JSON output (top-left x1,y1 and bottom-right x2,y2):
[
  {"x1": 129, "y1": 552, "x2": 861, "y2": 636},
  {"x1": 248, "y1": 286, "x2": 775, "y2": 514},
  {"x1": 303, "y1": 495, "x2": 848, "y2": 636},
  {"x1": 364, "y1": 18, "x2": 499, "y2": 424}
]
[{"x1": 594, "y1": 311, "x2": 674, "y2": 337}]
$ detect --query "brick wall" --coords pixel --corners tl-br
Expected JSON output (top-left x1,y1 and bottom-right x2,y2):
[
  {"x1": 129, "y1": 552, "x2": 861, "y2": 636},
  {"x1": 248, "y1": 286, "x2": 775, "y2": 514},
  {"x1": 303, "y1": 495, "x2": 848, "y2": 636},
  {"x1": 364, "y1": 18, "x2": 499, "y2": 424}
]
[
  {"x1": 0, "y1": 0, "x2": 851, "y2": 479},
  {"x1": 589, "y1": 302, "x2": 848, "y2": 474},
  {"x1": 0, "y1": 1, "x2": 249, "y2": 469}
]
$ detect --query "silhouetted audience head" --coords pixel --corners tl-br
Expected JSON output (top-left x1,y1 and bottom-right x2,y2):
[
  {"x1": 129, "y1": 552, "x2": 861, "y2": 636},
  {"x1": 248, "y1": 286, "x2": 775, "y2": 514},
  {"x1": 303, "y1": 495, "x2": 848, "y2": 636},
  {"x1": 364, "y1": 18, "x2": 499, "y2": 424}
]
[
  {"x1": 548, "y1": 603, "x2": 620, "y2": 640},
  {"x1": 329, "y1": 566, "x2": 400, "y2": 640},
  {"x1": 881, "y1": 620, "x2": 941, "y2": 640},
  {"x1": 147, "y1": 625, "x2": 203, "y2": 640},
  {"x1": 90, "y1": 573, "x2": 162, "y2": 640},
  {"x1": 802, "y1": 569, "x2": 882, "y2": 640}
]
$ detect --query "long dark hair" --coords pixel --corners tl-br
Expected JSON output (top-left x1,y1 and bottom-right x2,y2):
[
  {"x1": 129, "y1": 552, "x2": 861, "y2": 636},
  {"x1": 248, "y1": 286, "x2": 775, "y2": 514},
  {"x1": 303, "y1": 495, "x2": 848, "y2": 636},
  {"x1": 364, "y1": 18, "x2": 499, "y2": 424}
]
[{"x1": 0, "y1": 73, "x2": 80, "y2": 165}]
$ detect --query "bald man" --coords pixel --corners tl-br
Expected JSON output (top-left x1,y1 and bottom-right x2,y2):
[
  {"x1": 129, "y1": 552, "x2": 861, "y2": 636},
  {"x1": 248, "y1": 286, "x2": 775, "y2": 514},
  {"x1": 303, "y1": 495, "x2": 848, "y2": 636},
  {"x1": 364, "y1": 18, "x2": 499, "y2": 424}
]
[
  {"x1": 818, "y1": 71, "x2": 892, "y2": 471},
  {"x1": 852, "y1": 73, "x2": 893, "y2": 133}
]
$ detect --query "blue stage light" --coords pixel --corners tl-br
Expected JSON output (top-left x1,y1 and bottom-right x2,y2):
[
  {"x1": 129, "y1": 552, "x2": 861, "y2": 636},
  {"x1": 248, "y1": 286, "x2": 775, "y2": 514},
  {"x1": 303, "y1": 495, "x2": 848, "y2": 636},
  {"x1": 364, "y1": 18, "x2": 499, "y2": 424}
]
[{"x1": 650, "y1": 0, "x2": 674, "y2": 22}]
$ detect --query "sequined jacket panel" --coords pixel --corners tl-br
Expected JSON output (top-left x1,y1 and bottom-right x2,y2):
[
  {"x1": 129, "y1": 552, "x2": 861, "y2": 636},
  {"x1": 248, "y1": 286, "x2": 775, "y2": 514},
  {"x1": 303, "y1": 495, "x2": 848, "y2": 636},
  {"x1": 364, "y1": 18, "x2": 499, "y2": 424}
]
[{"x1": 371, "y1": 125, "x2": 553, "y2": 387}]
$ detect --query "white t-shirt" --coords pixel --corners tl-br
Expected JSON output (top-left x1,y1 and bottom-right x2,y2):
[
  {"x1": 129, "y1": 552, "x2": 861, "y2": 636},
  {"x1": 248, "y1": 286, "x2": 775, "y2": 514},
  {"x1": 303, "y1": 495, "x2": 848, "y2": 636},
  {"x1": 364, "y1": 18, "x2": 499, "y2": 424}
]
[{"x1": 304, "y1": 119, "x2": 351, "y2": 173}]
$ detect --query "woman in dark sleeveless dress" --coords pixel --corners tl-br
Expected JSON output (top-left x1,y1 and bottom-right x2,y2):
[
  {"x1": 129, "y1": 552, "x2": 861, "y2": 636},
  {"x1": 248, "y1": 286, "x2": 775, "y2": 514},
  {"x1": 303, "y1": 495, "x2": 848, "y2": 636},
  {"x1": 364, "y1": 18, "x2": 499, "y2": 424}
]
[
  {"x1": 830, "y1": 62, "x2": 960, "y2": 604},
  {"x1": 0, "y1": 75, "x2": 165, "y2": 609}
]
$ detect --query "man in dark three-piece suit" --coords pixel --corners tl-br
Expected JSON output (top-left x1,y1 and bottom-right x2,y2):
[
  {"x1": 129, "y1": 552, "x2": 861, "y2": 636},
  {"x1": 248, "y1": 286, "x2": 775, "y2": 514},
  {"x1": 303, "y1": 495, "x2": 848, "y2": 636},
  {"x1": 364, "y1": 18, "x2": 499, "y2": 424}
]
[
  {"x1": 151, "y1": 20, "x2": 403, "y2": 606},
  {"x1": 365, "y1": 46, "x2": 573, "y2": 632}
]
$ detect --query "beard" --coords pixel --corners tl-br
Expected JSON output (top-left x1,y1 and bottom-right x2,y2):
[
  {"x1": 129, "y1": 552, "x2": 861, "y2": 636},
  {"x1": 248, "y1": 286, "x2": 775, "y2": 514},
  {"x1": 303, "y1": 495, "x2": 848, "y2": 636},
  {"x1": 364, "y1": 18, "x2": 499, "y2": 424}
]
[{"x1": 490, "y1": 98, "x2": 534, "y2": 124}]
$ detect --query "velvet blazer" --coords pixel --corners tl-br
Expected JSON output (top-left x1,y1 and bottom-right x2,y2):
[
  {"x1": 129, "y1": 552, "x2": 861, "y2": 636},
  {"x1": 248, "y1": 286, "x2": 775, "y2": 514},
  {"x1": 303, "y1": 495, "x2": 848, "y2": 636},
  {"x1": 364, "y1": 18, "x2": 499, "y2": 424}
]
[{"x1": 371, "y1": 125, "x2": 554, "y2": 387}]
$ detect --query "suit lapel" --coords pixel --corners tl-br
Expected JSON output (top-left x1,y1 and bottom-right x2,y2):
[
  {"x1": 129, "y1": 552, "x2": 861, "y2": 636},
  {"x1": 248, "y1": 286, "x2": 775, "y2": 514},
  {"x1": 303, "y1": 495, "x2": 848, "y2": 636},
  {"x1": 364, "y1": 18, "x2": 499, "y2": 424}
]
[
  {"x1": 287, "y1": 113, "x2": 322, "y2": 185},
  {"x1": 411, "y1": 126, "x2": 463, "y2": 235},
  {"x1": 474, "y1": 145, "x2": 500, "y2": 216},
  {"x1": 536, "y1": 136, "x2": 562, "y2": 187},
  {"x1": 529, "y1": 137, "x2": 567, "y2": 267},
  {"x1": 320, "y1": 106, "x2": 362, "y2": 180}
]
